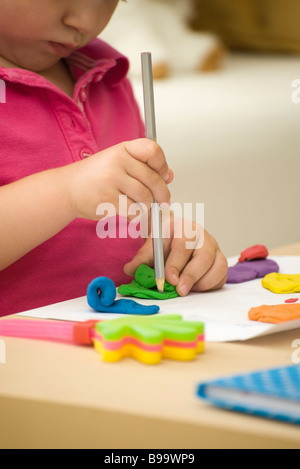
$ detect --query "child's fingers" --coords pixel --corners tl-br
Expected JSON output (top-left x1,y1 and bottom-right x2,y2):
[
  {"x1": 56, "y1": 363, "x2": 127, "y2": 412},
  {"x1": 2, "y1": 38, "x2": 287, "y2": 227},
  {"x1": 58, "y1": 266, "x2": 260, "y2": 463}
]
[
  {"x1": 164, "y1": 241, "x2": 195, "y2": 290},
  {"x1": 124, "y1": 159, "x2": 171, "y2": 206},
  {"x1": 124, "y1": 139, "x2": 171, "y2": 182},
  {"x1": 190, "y1": 250, "x2": 228, "y2": 292},
  {"x1": 124, "y1": 237, "x2": 154, "y2": 277},
  {"x1": 165, "y1": 168, "x2": 175, "y2": 185},
  {"x1": 95, "y1": 193, "x2": 137, "y2": 222},
  {"x1": 165, "y1": 231, "x2": 220, "y2": 296},
  {"x1": 175, "y1": 251, "x2": 215, "y2": 295},
  {"x1": 164, "y1": 219, "x2": 203, "y2": 288},
  {"x1": 120, "y1": 176, "x2": 154, "y2": 212},
  {"x1": 124, "y1": 219, "x2": 174, "y2": 277}
]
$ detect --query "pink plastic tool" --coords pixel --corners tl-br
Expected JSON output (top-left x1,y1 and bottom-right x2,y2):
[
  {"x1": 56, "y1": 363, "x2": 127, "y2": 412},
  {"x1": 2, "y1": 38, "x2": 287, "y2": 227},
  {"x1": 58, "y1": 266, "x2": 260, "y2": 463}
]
[{"x1": 0, "y1": 319, "x2": 99, "y2": 345}]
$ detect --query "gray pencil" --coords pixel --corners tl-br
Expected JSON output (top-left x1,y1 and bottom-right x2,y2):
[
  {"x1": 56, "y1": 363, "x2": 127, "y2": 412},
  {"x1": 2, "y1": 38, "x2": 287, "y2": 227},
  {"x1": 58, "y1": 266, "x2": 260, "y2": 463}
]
[{"x1": 141, "y1": 52, "x2": 165, "y2": 293}]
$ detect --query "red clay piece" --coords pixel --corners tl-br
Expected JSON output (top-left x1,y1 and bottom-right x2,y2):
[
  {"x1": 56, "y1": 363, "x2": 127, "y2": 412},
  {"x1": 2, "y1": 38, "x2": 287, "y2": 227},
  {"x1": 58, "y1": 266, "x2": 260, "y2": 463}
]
[{"x1": 239, "y1": 244, "x2": 269, "y2": 263}]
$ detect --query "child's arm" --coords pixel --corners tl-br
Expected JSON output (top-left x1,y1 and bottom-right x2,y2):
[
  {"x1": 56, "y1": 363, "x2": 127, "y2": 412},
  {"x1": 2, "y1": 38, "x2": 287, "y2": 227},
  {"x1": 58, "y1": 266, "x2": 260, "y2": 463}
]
[
  {"x1": 0, "y1": 139, "x2": 172, "y2": 271},
  {"x1": 0, "y1": 165, "x2": 75, "y2": 271}
]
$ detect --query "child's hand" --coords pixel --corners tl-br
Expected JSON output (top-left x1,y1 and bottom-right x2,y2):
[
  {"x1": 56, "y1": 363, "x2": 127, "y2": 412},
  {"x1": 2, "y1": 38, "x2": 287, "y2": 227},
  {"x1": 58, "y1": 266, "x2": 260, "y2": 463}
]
[
  {"x1": 124, "y1": 214, "x2": 228, "y2": 295},
  {"x1": 67, "y1": 139, "x2": 173, "y2": 221}
]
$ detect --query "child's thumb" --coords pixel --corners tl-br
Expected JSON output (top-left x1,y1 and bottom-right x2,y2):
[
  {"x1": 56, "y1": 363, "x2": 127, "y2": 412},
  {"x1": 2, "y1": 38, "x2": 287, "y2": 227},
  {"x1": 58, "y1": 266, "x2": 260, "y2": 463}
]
[{"x1": 123, "y1": 238, "x2": 154, "y2": 277}]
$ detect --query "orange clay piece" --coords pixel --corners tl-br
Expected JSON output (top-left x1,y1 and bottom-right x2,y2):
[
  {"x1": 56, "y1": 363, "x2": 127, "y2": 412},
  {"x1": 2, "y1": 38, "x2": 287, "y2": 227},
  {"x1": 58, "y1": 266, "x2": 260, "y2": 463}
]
[{"x1": 248, "y1": 303, "x2": 300, "y2": 324}]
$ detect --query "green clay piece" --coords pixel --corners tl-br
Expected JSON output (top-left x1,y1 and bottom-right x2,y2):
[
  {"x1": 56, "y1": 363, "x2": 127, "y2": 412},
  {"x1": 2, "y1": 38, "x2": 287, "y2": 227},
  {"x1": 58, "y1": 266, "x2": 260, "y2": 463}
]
[
  {"x1": 118, "y1": 264, "x2": 179, "y2": 300},
  {"x1": 95, "y1": 314, "x2": 204, "y2": 345},
  {"x1": 135, "y1": 264, "x2": 156, "y2": 289},
  {"x1": 118, "y1": 280, "x2": 179, "y2": 300}
]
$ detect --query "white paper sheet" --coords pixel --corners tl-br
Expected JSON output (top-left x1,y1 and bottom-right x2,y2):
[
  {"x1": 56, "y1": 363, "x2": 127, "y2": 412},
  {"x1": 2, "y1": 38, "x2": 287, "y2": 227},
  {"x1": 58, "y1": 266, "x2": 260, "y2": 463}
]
[{"x1": 18, "y1": 256, "x2": 300, "y2": 342}]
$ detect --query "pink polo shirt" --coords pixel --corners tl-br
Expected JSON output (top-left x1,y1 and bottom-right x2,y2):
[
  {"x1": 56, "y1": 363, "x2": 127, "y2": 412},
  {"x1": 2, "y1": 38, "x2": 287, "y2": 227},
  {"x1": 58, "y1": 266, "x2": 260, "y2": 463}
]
[{"x1": 0, "y1": 39, "x2": 146, "y2": 316}]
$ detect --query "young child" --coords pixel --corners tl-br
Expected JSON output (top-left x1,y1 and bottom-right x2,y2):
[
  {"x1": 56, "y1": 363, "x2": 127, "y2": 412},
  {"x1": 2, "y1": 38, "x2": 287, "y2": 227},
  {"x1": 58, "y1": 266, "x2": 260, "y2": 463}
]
[{"x1": 0, "y1": 0, "x2": 227, "y2": 317}]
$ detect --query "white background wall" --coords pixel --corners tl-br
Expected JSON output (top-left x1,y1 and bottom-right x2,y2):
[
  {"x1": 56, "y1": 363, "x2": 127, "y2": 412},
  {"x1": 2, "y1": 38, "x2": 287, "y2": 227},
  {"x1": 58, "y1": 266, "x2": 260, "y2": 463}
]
[{"x1": 132, "y1": 53, "x2": 300, "y2": 257}]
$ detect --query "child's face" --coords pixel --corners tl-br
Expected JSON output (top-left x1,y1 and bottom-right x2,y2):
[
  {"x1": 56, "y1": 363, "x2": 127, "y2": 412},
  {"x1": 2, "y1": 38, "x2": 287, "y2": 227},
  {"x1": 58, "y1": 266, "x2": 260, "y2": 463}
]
[{"x1": 0, "y1": 0, "x2": 119, "y2": 71}]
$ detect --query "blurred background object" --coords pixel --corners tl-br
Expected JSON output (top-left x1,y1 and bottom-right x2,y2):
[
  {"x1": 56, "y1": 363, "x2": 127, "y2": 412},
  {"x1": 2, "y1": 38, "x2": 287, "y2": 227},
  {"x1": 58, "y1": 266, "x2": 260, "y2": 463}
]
[
  {"x1": 102, "y1": 0, "x2": 300, "y2": 257},
  {"x1": 101, "y1": 0, "x2": 225, "y2": 79},
  {"x1": 192, "y1": 0, "x2": 300, "y2": 54}
]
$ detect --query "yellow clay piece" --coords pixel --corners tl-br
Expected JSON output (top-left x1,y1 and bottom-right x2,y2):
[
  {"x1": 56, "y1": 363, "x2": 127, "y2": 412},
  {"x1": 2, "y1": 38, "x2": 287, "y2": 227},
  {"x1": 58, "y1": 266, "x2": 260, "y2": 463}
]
[{"x1": 262, "y1": 273, "x2": 300, "y2": 294}]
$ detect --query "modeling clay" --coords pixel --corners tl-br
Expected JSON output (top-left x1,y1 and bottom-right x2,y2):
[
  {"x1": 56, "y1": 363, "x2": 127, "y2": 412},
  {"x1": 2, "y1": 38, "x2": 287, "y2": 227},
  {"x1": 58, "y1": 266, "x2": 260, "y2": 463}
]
[
  {"x1": 118, "y1": 264, "x2": 179, "y2": 300},
  {"x1": 239, "y1": 244, "x2": 269, "y2": 262},
  {"x1": 93, "y1": 314, "x2": 204, "y2": 363},
  {"x1": 262, "y1": 273, "x2": 300, "y2": 294},
  {"x1": 0, "y1": 315, "x2": 205, "y2": 364},
  {"x1": 285, "y1": 298, "x2": 299, "y2": 304},
  {"x1": 248, "y1": 304, "x2": 300, "y2": 324},
  {"x1": 87, "y1": 276, "x2": 159, "y2": 315},
  {"x1": 226, "y1": 259, "x2": 279, "y2": 284}
]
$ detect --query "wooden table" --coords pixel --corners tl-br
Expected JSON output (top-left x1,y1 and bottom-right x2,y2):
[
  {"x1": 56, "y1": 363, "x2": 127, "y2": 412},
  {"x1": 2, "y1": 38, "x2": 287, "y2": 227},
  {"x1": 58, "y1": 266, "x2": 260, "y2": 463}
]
[{"x1": 0, "y1": 244, "x2": 300, "y2": 449}]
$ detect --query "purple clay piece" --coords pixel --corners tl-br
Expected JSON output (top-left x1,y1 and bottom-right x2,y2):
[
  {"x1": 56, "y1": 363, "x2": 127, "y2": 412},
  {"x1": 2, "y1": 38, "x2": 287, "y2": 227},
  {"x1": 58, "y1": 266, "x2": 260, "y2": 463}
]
[
  {"x1": 226, "y1": 264, "x2": 257, "y2": 284},
  {"x1": 226, "y1": 259, "x2": 279, "y2": 284}
]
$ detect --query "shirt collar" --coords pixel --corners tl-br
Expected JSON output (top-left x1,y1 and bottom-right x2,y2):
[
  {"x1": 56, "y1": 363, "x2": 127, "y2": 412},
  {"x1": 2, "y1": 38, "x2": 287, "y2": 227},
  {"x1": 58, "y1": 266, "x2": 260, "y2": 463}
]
[{"x1": 66, "y1": 38, "x2": 129, "y2": 86}]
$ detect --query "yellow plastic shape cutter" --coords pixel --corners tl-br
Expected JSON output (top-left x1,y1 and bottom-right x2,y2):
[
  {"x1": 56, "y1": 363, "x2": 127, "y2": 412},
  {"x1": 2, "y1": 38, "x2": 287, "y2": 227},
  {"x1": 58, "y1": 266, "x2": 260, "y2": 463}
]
[{"x1": 93, "y1": 314, "x2": 205, "y2": 364}]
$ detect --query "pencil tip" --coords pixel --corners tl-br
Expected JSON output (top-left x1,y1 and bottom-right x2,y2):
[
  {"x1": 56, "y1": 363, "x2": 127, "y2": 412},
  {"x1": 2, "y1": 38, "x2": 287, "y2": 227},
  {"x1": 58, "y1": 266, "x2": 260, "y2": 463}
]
[{"x1": 156, "y1": 278, "x2": 165, "y2": 293}]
